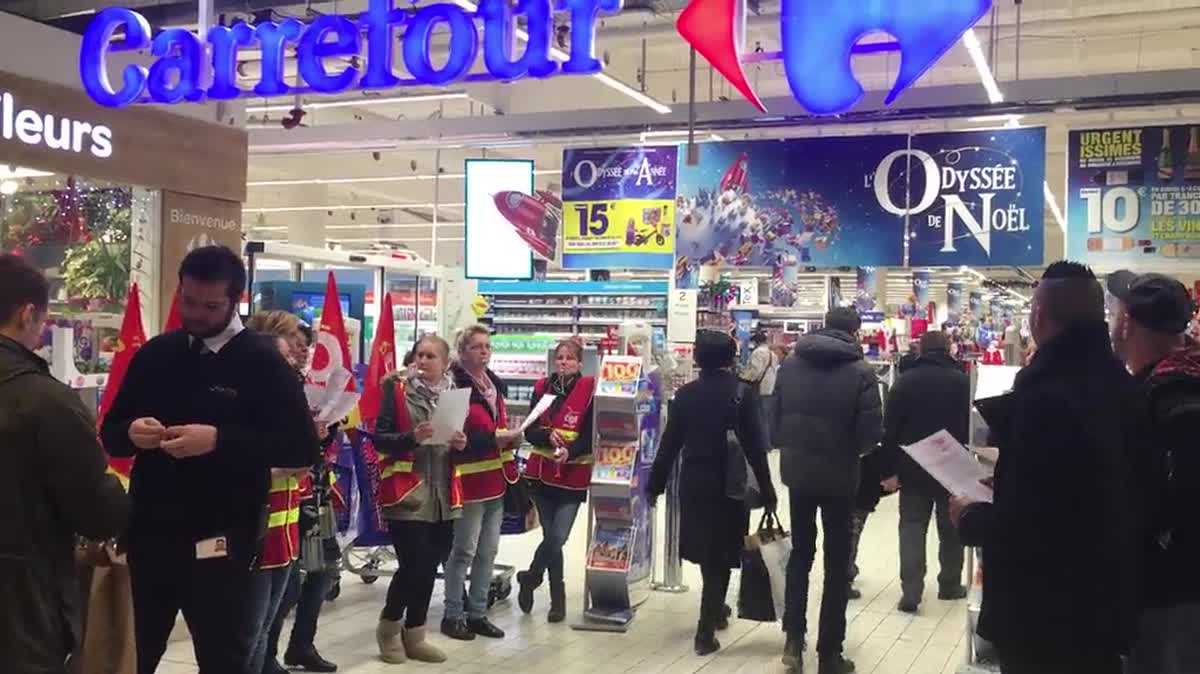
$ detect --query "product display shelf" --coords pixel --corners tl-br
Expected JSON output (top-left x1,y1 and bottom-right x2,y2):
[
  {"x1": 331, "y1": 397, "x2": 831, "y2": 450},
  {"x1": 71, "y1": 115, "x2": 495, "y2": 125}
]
[{"x1": 482, "y1": 292, "x2": 668, "y2": 339}]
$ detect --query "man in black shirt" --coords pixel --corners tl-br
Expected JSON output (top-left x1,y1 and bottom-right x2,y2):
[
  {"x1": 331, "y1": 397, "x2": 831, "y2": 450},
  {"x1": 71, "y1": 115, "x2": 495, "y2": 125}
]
[{"x1": 101, "y1": 246, "x2": 317, "y2": 674}]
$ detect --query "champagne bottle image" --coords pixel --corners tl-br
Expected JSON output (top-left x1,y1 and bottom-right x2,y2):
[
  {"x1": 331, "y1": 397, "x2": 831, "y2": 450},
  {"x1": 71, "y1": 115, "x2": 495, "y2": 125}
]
[
  {"x1": 1186, "y1": 126, "x2": 1200, "y2": 183},
  {"x1": 1158, "y1": 127, "x2": 1174, "y2": 181}
]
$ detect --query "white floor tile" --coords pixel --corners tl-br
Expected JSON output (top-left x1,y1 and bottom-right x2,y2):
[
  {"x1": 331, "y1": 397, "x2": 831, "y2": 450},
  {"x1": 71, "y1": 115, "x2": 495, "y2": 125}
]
[{"x1": 140, "y1": 453, "x2": 969, "y2": 673}]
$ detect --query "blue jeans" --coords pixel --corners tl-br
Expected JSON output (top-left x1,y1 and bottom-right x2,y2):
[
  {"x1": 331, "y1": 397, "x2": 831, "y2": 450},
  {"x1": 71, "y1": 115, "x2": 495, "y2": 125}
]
[
  {"x1": 529, "y1": 492, "x2": 581, "y2": 585},
  {"x1": 247, "y1": 562, "x2": 294, "y2": 674},
  {"x1": 443, "y1": 498, "x2": 504, "y2": 620}
]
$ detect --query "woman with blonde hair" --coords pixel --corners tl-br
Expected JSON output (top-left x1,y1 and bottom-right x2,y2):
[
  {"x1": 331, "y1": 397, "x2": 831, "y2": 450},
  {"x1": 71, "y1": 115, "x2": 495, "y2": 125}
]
[
  {"x1": 442, "y1": 325, "x2": 520, "y2": 641},
  {"x1": 244, "y1": 310, "x2": 326, "y2": 674},
  {"x1": 373, "y1": 333, "x2": 466, "y2": 664}
]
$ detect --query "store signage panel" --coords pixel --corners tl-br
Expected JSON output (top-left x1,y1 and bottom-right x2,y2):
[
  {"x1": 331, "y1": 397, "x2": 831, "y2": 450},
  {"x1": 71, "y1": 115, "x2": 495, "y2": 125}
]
[
  {"x1": 672, "y1": 127, "x2": 1044, "y2": 287},
  {"x1": 0, "y1": 70, "x2": 246, "y2": 202},
  {"x1": 1066, "y1": 124, "x2": 1200, "y2": 268},
  {"x1": 675, "y1": 135, "x2": 908, "y2": 287},
  {"x1": 561, "y1": 146, "x2": 677, "y2": 270},
  {"x1": 464, "y1": 158, "x2": 534, "y2": 280},
  {"x1": 159, "y1": 191, "x2": 242, "y2": 323},
  {"x1": 904, "y1": 127, "x2": 1046, "y2": 267},
  {"x1": 677, "y1": 0, "x2": 991, "y2": 114},
  {"x1": 80, "y1": 0, "x2": 620, "y2": 107}
]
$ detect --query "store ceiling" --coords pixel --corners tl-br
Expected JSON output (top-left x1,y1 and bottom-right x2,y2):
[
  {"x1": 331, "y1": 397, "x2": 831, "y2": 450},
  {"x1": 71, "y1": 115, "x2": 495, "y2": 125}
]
[{"x1": 6, "y1": 0, "x2": 1199, "y2": 263}]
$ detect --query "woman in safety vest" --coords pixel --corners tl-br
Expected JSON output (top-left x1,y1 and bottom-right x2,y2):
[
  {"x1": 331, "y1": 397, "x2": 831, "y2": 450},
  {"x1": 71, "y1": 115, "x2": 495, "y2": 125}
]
[
  {"x1": 373, "y1": 334, "x2": 466, "y2": 665},
  {"x1": 442, "y1": 325, "x2": 521, "y2": 641},
  {"x1": 246, "y1": 310, "x2": 318, "y2": 674},
  {"x1": 516, "y1": 338, "x2": 595, "y2": 623}
]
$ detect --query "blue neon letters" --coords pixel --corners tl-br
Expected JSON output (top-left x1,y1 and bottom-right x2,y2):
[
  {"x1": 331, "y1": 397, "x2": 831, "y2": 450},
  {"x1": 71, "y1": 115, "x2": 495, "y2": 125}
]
[{"x1": 80, "y1": 0, "x2": 619, "y2": 107}]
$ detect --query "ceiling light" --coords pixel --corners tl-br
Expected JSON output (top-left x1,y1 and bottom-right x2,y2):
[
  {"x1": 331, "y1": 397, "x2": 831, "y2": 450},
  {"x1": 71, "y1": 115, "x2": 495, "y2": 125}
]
[
  {"x1": 325, "y1": 222, "x2": 465, "y2": 230},
  {"x1": 1044, "y1": 181, "x2": 1066, "y2": 233},
  {"x1": 325, "y1": 236, "x2": 467, "y2": 243},
  {"x1": 243, "y1": 203, "x2": 466, "y2": 213},
  {"x1": 452, "y1": 0, "x2": 671, "y2": 115},
  {"x1": 639, "y1": 130, "x2": 724, "y2": 143},
  {"x1": 0, "y1": 180, "x2": 18, "y2": 195},
  {"x1": 247, "y1": 169, "x2": 558, "y2": 188},
  {"x1": 246, "y1": 92, "x2": 470, "y2": 114},
  {"x1": 0, "y1": 165, "x2": 53, "y2": 179},
  {"x1": 962, "y1": 29, "x2": 1004, "y2": 104}
]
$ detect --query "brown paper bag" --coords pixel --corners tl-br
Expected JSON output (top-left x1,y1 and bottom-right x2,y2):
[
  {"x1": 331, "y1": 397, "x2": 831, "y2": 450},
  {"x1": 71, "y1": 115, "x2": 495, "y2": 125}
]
[{"x1": 76, "y1": 546, "x2": 136, "y2": 674}]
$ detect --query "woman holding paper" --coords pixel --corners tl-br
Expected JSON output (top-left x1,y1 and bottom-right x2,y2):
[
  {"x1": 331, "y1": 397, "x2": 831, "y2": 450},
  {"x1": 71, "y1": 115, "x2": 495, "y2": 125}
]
[
  {"x1": 517, "y1": 338, "x2": 595, "y2": 623},
  {"x1": 373, "y1": 334, "x2": 467, "y2": 665},
  {"x1": 443, "y1": 325, "x2": 521, "y2": 641}
]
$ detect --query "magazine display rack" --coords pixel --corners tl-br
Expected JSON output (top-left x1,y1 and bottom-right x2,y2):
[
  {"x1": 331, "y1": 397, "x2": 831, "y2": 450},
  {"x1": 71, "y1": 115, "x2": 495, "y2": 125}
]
[{"x1": 573, "y1": 355, "x2": 663, "y2": 631}]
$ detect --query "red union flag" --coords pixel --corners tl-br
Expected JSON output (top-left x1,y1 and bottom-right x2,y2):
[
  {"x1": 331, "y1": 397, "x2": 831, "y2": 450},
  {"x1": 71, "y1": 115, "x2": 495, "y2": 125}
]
[
  {"x1": 305, "y1": 273, "x2": 359, "y2": 424},
  {"x1": 98, "y1": 283, "x2": 146, "y2": 490},
  {"x1": 163, "y1": 286, "x2": 183, "y2": 332},
  {"x1": 360, "y1": 292, "x2": 396, "y2": 431}
]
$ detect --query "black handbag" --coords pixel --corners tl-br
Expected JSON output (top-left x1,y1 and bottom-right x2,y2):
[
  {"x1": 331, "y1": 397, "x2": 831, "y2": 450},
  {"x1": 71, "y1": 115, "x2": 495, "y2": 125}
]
[{"x1": 725, "y1": 383, "x2": 764, "y2": 509}]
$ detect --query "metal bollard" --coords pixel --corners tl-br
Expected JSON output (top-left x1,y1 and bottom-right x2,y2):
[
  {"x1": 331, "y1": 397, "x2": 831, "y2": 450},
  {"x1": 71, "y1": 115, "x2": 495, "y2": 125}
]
[{"x1": 652, "y1": 452, "x2": 688, "y2": 593}]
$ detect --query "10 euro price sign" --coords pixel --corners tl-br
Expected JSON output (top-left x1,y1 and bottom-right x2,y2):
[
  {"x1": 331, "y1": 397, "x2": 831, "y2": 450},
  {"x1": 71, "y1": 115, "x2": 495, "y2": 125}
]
[{"x1": 561, "y1": 146, "x2": 678, "y2": 270}]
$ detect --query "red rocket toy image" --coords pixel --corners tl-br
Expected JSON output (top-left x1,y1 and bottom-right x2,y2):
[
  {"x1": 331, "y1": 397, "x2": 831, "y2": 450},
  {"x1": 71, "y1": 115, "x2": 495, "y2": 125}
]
[
  {"x1": 720, "y1": 153, "x2": 750, "y2": 194},
  {"x1": 492, "y1": 190, "x2": 562, "y2": 260}
]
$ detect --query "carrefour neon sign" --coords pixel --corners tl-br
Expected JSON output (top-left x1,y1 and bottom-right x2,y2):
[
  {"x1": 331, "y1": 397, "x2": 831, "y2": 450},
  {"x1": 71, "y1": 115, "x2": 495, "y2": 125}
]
[
  {"x1": 677, "y1": 0, "x2": 992, "y2": 115},
  {"x1": 79, "y1": 0, "x2": 618, "y2": 107}
]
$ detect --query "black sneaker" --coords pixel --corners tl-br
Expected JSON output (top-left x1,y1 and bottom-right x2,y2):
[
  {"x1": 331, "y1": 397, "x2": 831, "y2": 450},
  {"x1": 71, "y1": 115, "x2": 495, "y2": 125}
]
[
  {"x1": 938, "y1": 585, "x2": 968, "y2": 601},
  {"x1": 284, "y1": 646, "x2": 338, "y2": 672},
  {"x1": 847, "y1": 586, "x2": 862, "y2": 600},
  {"x1": 716, "y1": 604, "x2": 732, "y2": 631},
  {"x1": 694, "y1": 629, "x2": 720, "y2": 656},
  {"x1": 467, "y1": 616, "x2": 506, "y2": 639},
  {"x1": 441, "y1": 617, "x2": 476, "y2": 641},
  {"x1": 818, "y1": 654, "x2": 856, "y2": 674},
  {"x1": 897, "y1": 598, "x2": 919, "y2": 614}
]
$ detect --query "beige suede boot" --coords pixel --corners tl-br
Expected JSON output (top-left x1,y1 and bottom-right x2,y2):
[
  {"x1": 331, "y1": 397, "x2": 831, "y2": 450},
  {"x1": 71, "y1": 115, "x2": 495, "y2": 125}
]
[
  {"x1": 402, "y1": 625, "x2": 447, "y2": 663},
  {"x1": 377, "y1": 619, "x2": 407, "y2": 664}
]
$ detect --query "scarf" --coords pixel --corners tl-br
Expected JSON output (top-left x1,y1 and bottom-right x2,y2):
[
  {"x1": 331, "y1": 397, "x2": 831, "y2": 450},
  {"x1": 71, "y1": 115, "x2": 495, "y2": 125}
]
[
  {"x1": 407, "y1": 368, "x2": 454, "y2": 405},
  {"x1": 465, "y1": 367, "x2": 498, "y2": 416}
]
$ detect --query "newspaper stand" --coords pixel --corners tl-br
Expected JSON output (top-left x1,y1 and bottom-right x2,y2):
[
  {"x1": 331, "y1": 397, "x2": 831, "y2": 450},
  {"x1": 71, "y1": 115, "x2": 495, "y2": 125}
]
[{"x1": 573, "y1": 355, "x2": 662, "y2": 631}]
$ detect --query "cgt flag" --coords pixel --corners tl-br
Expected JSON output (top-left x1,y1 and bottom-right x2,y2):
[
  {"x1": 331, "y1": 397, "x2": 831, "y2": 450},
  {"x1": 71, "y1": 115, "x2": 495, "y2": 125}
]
[
  {"x1": 305, "y1": 273, "x2": 359, "y2": 425},
  {"x1": 98, "y1": 284, "x2": 146, "y2": 490},
  {"x1": 163, "y1": 286, "x2": 182, "y2": 332},
  {"x1": 360, "y1": 292, "x2": 397, "y2": 431}
]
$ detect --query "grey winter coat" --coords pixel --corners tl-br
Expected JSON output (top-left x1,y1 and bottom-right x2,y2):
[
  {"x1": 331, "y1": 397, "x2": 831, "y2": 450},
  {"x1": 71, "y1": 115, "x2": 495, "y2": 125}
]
[{"x1": 772, "y1": 330, "x2": 883, "y2": 498}]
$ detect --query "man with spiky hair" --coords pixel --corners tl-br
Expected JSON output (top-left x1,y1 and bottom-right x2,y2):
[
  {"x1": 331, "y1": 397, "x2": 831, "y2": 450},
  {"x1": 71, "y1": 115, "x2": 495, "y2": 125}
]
[{"x1": 951, "y1": 261, "x2": 1145, "y2": 674}]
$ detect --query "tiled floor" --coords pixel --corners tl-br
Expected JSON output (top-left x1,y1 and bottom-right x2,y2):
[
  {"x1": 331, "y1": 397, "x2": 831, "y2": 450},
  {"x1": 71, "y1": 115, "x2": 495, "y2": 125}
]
[{"x1": 154, "y1": 456, "x2": 969, "y2": 673}]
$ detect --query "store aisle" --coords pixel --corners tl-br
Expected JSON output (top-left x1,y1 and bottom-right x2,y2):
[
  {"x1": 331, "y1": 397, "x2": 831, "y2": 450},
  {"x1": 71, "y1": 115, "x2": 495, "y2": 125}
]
[{"x1": 153, "y1": 460, "x2": 968, "y2": 674}]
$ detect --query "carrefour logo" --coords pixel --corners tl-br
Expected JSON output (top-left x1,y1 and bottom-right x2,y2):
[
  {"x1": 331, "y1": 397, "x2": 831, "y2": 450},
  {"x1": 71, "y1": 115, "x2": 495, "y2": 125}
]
[
  {"x1": 79, "y1": 0, "x2": 618, "y2": 107},
  {"x1": 677, "y1": 0, "x2": 992, "y2": 115}
]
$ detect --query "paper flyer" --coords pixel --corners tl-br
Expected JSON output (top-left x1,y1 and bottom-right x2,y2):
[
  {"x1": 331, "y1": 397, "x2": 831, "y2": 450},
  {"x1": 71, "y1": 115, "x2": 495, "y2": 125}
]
[
  {"x1": 517, "y1": 394, "x2": 557, "y2": 434},
  {"x1": 902, "y1": 430, "x2": 993, "y2": 503},
  {"x1": 426, "y1": 388, "x2": 471, "y2": 445}
]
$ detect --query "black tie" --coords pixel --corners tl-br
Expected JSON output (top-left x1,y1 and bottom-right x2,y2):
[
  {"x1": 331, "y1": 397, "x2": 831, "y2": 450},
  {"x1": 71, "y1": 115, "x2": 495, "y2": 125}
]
[{"x1": 190, "y1": 338, "x2": 209, "y2": 356}]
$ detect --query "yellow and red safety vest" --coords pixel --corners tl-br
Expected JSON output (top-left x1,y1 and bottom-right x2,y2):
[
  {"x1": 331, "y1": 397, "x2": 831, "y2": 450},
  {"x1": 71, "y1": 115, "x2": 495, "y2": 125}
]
[
  {"x1": 259, "y1": 473, "x2": 305, "y2": 569},
  {"x1": 524, "y1": 376, "x2": 595, "y2": 491},
  {"x1": 455, "y1": 379, "x2": 519, "y2": 503},
  {"x1": 377, "y1": 380, "x2": 465, "y2": 510}
]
